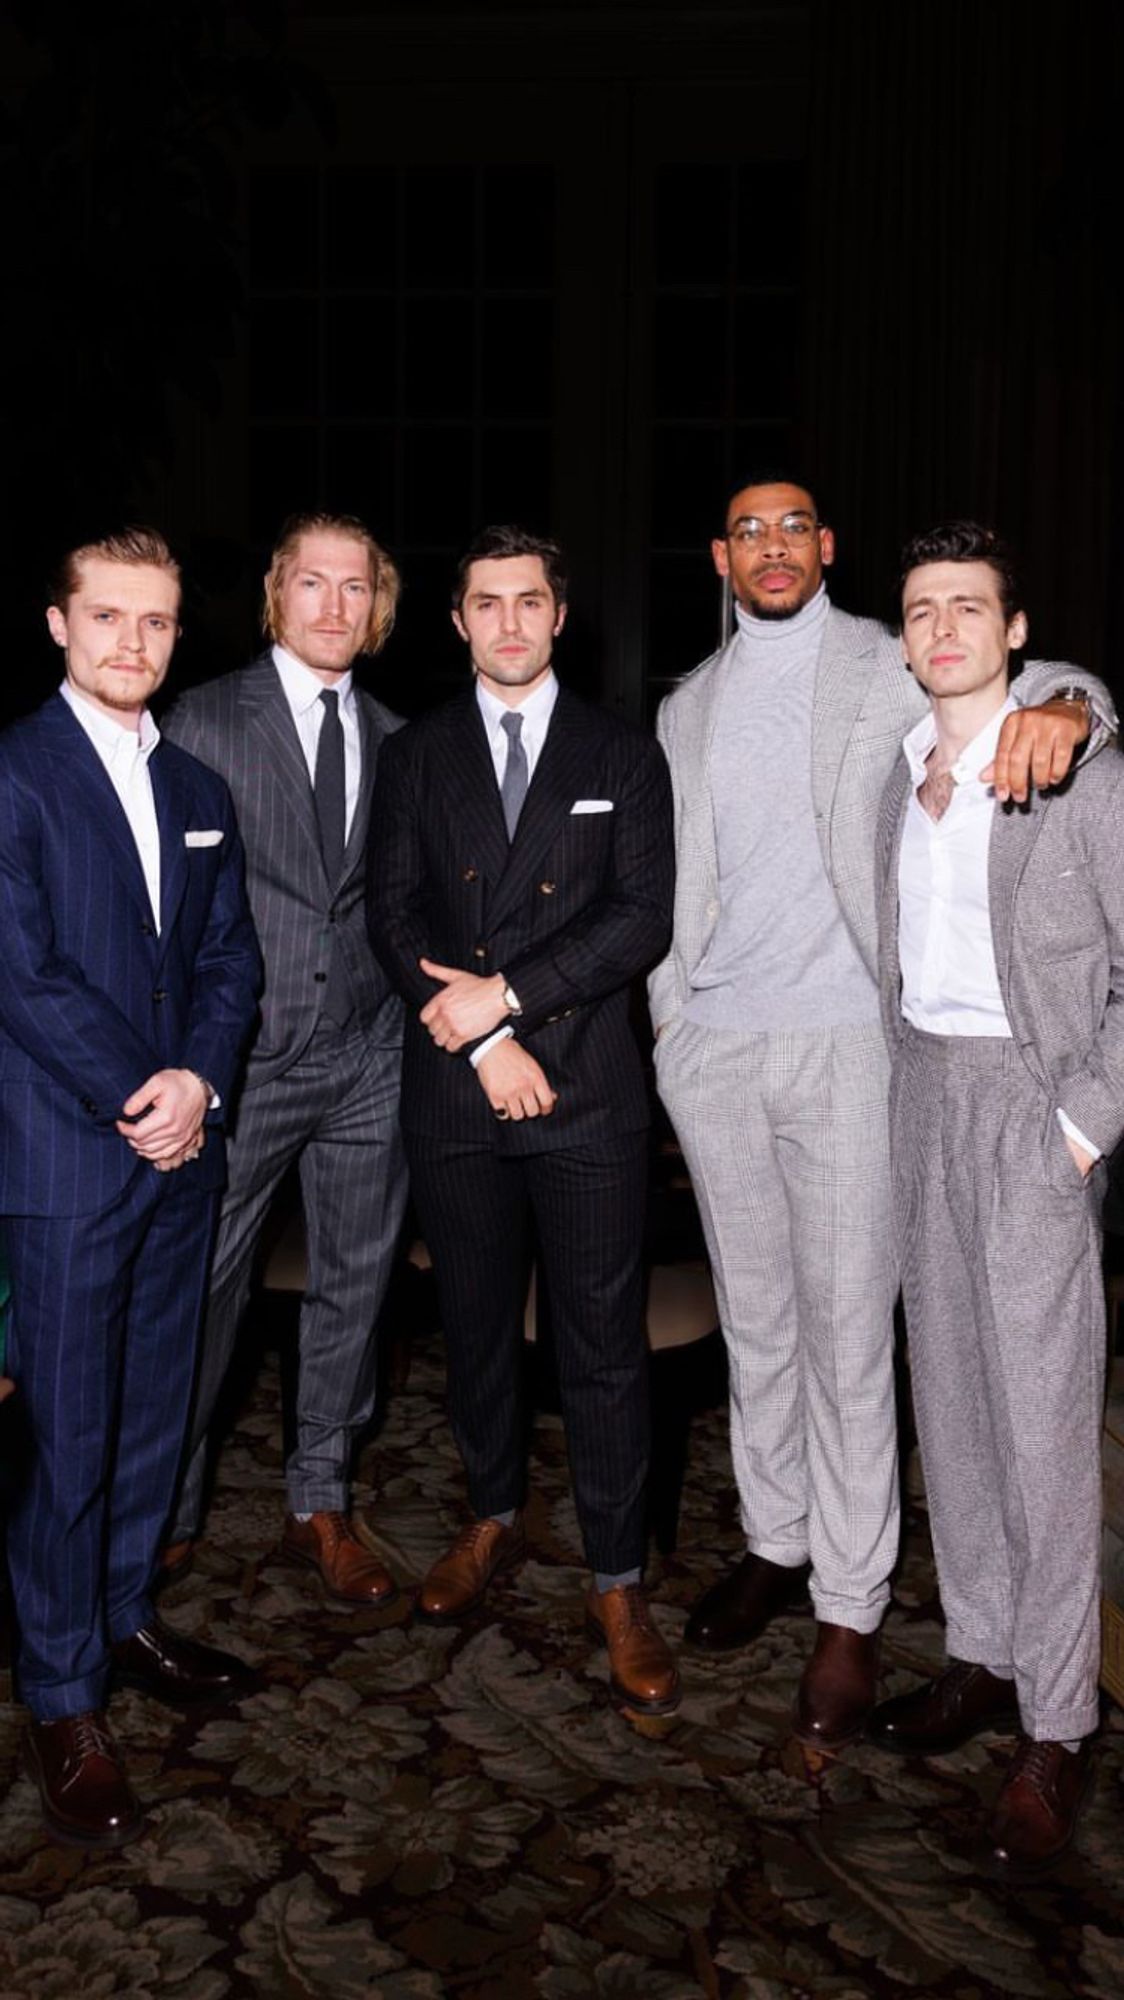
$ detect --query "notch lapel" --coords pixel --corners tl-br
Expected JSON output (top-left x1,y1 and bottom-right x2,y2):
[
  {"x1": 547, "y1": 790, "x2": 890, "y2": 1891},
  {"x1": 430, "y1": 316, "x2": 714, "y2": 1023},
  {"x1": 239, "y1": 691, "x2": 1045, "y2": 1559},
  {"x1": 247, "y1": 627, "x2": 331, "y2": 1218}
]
[
  {"x1": 239, "y1": 667, "x2": 323, "y2": 873},
  {"x1": 42, "y1": 697, "x2": 154, "y2": 927},
  {"x1": 989, "y1": 792, "x2": 1050, "y2": 999},
  {"x1": 152, "y1": 747, "x2": 189, "y2": 948},
  {"x1": 811, "y1": 615, "x2": 879, "y2": 831}
]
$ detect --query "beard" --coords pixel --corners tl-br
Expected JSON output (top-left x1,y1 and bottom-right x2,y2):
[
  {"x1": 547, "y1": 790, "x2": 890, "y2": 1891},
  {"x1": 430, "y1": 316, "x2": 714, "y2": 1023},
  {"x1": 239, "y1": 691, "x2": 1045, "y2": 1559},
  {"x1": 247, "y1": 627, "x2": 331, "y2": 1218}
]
[{"x1": 746, "y1": 597, "x2": 802, "y2": 621}]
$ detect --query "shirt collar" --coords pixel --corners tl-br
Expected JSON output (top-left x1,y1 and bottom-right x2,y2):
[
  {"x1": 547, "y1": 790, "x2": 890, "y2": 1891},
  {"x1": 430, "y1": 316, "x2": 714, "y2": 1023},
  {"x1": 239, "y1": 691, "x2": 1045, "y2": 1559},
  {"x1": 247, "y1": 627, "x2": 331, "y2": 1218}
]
[
  {"x1": 60, "y1": 680, "x2": 160, "y2": 762},
  {"x1": 903, "y1": 692, "x2": 1017, "y2": 790},
  {"x1": 272, "y1": 642, "x2": 355, "y2": 716},
  {"x1": 475, "y1": 670, "x2": 558, "y2": 739}
]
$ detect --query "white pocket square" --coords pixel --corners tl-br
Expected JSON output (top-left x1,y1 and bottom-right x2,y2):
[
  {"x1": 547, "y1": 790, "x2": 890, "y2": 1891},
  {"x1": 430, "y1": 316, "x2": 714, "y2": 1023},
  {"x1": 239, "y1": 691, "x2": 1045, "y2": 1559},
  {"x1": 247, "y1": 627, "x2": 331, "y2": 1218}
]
[
  {"x1": 571, "y1": 799, "x2": 614, "y2": 815},
  {"x1": 184, "y1": 830, "x2": 223, "y2": 847}
]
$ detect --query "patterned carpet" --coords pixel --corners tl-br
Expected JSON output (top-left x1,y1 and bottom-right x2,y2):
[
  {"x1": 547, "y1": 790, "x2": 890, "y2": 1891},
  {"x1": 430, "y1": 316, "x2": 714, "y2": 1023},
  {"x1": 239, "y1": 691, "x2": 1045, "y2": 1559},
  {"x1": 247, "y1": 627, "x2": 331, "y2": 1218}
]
[{"x1": 1, "y1": 1316, "x2": 1122, "y2": 2000}]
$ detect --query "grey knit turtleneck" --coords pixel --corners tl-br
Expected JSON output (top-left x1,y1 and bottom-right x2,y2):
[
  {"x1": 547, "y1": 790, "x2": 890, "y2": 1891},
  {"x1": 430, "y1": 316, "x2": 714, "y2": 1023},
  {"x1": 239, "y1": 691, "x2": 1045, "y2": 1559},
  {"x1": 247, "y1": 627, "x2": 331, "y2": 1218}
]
[{"x1": 683, "y1": 587, "x2": 880, "y2": 1033}]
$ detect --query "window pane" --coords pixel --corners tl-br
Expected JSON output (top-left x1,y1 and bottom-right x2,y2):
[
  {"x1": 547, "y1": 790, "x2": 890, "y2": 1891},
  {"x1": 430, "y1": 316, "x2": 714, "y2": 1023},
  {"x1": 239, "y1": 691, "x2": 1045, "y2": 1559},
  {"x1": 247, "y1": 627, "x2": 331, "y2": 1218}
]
[
  {"x1": 732, "y1": 294, "x2": 797, "y2": 418},
  {"x1": 325, "y1": 297, "x2": 397, "y2": 419},
  {"x1": 648, "y1": 553, "x2": 723, "y2": 683},
  {"x1": 401, "y1": 426, "x2": 474, "y2": 545},
  {"x1": 736, "y1": 163, "x2": 804, "y2": 285},
  {"x1": 651, "y1": 427, "x2": 727, "y2": 549},
  {"x1": 403, "y1": 297, "x2": 474, "y2": 418},
  {"x1": 479, "y1": 425, "x2": 552, "y2": 527},
  {"x1": 325, "y1": 167, "x2": 397, "y2": 289},
  {"x1": 482, "y1": 166, "x2": 555, "y2": 288},
  {"x1": 403, "y1": 166, "x2": 475, "y2": 288},
  {"x1": 249, "y1": 297, "x2": 319, "y2": 421},
  {"x1": 653, "y1": 295, "x2": 727, "y2": 419},
  {"x1": 655, "y1": 165, "x2": 730, "y2": 286},
  {"x1": 248, "y1": 427, "x2": 319, "y2": 543},
  {"x1": 324, "y1": 426, "x2": 396, "y2": 526},
  {"x1": 480, "y1": 298, "x2": 553, "y2": 418},
  {"x1": 247, "y1": 168, "x2": 318, "y2": 293}
]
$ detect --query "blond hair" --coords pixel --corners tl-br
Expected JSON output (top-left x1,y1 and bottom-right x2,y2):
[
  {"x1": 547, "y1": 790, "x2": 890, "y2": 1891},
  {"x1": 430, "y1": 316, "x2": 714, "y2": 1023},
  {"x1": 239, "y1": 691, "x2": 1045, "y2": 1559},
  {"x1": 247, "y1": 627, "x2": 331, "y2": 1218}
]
[
  {"x1": 50, "y1": 526, "x2": 181, "y2": 608},
  {"x1": 263, "y1": 512, "x2": 400, "y2": 657}
]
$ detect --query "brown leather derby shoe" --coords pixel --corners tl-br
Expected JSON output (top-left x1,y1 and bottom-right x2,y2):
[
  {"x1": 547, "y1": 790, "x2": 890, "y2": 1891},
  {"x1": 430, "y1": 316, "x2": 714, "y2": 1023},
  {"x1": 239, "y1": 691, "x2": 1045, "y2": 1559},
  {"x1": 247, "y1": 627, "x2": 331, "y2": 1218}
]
[
  {"x1": 585, "y1": 1582, "x2": 682, "y2": 1715},
  {"x1": 24, "y1": 1711, "x2": 145, "y2": 1849},
  {"x1": 794, "y1": 1621, "x2": 880, "y2": 1748},
  {"x1": 685, "y1": 1552, "x2": 810, "y2": 1651},
  {"x1": 282, "y1": 1511, "x2": 399, "y2": 1607},
  {"x1": 867, "y1": 1659, "x2": 1020, "y2": 1756},
  {"x1": 416, "y1": 1516, "x2": 526, "y2": 1623},
  {"x1": 111, "y1": 1614, "x2": 258, "y2": 1705},
  {"x1": 984, "y1": 1735, "x2": 1094, "y2": 1879}
]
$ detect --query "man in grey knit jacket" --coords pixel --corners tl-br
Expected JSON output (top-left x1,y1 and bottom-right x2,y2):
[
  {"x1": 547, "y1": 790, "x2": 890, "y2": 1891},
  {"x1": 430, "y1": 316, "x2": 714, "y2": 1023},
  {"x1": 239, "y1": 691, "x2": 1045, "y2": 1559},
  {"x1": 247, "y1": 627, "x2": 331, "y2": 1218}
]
[{"x1": 649, "y1": 473, "x2": 1112, "y2": 1747}]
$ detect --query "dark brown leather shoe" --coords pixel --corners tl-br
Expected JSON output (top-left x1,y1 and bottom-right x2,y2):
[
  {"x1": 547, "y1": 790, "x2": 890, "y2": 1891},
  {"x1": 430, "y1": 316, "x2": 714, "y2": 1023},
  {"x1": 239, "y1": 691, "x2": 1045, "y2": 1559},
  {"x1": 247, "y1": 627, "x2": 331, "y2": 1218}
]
[
  {"x1": 984, "y1": 1736, "x2": 1094, "y2": 1879},
  {"x1": 585, "y1": 1582, "x2": 682, "y2": 1715},
  {"x1": 24, "y1": 1711, "x2": 145, "y2": 1849},
  {"x1": 415, "y1": 1516, "x2": 526, "y2": 1623},
  {"x1": 685, "y1": 1552, "x2": 810, "y2": 1651},
  {"x1": 111, "y1": 1614, "x2": 258, "y2": 1705},
  {"x1": 282, "y1": 1511, "x2": 398, "y2": 1607},
  {"x1": 867, "y1": 1659, "x2": 1020, "y2": 1756},
  {"x1": 794, "y1": 1621, "x2": 880, "y2": 1747}
]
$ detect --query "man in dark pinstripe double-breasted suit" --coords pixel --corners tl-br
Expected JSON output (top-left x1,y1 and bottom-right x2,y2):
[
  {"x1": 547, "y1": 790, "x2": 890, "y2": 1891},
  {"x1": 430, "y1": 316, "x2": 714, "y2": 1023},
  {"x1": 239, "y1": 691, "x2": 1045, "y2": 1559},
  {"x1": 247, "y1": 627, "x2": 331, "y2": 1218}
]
[
  {"x1": 162, "y1": 513, "x2": 408, "y2": 1604},
  {"x1": 367, "y1": 525, "x2": 680, "y2": 1715}
]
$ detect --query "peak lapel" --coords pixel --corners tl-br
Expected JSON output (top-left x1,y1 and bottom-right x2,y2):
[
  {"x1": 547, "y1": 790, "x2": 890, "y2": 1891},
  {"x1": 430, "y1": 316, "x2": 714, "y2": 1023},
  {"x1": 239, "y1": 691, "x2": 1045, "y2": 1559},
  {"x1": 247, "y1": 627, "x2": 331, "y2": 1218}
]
[
  {"x1": 439, "y1": 693, "x2": 511, "y2": 890},
  {"x1": 487, "y1": 690, "x2": 592, "y2": 933}
]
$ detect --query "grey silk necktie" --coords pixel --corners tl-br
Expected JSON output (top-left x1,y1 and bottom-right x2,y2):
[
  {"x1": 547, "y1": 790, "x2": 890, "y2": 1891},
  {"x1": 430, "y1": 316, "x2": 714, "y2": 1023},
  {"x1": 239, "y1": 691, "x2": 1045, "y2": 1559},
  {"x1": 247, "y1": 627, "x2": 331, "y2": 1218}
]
[
  {"x1": 314, "y1": 688, "x2": 346, "y2": 878},
  {"x1": 500, "y1": 710, "x2": 528, "y2": 840}
]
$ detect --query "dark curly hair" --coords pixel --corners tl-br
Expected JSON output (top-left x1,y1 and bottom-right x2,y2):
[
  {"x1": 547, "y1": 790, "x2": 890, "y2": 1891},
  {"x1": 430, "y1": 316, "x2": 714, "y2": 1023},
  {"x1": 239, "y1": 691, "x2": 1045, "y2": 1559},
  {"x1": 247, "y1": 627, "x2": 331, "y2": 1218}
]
[{"x1": 898, "y1": 520, "x2": 1022, "y2": 622}]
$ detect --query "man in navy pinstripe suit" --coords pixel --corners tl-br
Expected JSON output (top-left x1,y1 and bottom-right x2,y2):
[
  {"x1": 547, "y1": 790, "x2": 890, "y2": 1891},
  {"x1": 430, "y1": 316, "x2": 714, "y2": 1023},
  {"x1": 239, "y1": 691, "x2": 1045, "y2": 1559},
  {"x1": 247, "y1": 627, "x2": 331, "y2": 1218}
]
[
  {"x1": 368, "y1": 525, "x2": 680, "y2": 1716},
  {"x1": 0, "y1": 528, "x2": 261, "y2": 1848}
]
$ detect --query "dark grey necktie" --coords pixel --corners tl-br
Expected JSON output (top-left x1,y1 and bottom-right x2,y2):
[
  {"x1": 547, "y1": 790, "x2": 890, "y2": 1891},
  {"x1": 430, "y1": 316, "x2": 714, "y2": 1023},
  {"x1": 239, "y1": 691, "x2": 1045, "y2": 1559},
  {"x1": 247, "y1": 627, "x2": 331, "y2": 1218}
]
[
  {"x1": 500, "y1": 711, "x2": 528, "y2": 840},
  {"x1": 314, "y1": 688, "x2": 346, "y2": 878}
]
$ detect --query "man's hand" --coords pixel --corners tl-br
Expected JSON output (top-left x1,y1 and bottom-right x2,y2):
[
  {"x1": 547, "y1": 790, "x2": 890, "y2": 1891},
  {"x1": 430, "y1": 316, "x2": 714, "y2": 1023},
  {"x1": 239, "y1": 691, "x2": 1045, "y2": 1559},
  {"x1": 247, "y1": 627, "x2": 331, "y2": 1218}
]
[
  {"x1": 117, "y1": 1069, "x2": 209, "y2": 1164},
  {"x1": 419, "y1": 958, "x2": 508, "y2": 1051},
  {"x1": 983, "y1": 699, "x2": 1090, "y2": 804},
  {"x1": 475, "y1": 1039, "x2": 557, "y2": 1121},
  {"x1": 1064, "y1": 1133, "x2": 1095, "y2": 1180}
]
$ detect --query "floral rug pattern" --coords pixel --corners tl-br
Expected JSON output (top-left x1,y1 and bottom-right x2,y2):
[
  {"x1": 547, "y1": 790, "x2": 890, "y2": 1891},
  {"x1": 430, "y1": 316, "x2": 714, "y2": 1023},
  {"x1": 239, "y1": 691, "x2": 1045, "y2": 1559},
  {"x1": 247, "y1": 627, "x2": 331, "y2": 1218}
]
[{"x1": 1, "y1": 1328, "x2": 1122, "y2": 1999}]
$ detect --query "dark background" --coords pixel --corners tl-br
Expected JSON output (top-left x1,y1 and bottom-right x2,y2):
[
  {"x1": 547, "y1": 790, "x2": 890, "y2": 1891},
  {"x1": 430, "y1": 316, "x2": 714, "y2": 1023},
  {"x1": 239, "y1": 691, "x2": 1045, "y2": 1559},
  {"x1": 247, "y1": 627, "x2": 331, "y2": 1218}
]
[{"x1": 1, "y1": 0, "x2": 1119, "y2": 729}]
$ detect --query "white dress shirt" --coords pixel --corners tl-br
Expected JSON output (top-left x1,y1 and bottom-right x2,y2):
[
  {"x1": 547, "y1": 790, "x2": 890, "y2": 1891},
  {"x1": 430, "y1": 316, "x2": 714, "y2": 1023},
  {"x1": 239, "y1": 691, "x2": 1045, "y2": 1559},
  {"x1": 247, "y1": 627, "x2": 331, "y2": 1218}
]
[
  {"x1": 272, "y1": 644, "x2": 361, "y2": 840},
  {"x1": 61, "y1": 681, "x2": 162, "y2": 933},
  {"x1": 468, "y1": 671, "x2": 560, "y2": 1068},
  {"x1": 899, "y1": 695, "x2": 1098, "y2": 1157}
]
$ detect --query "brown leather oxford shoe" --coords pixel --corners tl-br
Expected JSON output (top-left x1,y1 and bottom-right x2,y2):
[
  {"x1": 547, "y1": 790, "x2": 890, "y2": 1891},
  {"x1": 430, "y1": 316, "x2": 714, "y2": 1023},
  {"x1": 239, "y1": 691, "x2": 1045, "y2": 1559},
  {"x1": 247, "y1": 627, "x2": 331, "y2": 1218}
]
[
  {"x1": 282, "y1": 1511, "x2": 399, "y2": 1607},
  {"x1": 867, "y1": 1659, "x2": 1020, "y2": 1756},
  {"x1": 585, "y1": 1582, "x2": 682, "y2": 1715},
  {"x1": 24, "y1": 1711, "x2": 145, "y2": 1850},
  {"x1": 415, "y1": 1516, "x2": 526, "y2": 1623},
  {"x1": 111, "y1": 1614, "x2": 258, "y2": 1705},
  {"x1": 685, "y1": 1551, "x2": 811, "y2": 1651},
  {"x1": 984, "y1": 1735, "x2": 1094, "y2": 1879},
  {"x1": 794, "y1": 1621, "x2": 880, "y2": 1748}
]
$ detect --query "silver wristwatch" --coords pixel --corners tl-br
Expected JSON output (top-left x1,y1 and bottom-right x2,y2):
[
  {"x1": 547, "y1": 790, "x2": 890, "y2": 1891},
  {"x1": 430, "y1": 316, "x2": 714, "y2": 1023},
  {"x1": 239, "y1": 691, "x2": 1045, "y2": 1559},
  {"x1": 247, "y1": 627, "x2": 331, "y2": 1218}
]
[{"x1": 499, "y1": 978, "x2": 523, "y2": 1017}]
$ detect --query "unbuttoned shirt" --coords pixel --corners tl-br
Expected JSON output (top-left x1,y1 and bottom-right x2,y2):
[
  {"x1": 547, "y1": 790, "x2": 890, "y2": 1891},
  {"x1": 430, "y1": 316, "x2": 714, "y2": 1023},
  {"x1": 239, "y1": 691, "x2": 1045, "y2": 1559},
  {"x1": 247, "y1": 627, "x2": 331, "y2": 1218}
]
[
  {"x1": 272, "y1": 643, "x2": 361, "y2": 842},
  {"x1": 61, "y1": 681, "x2": 162, "y2": 933},
  {"x1": 899, "y1": 694, "x2": 1098, "y2": 1156}
]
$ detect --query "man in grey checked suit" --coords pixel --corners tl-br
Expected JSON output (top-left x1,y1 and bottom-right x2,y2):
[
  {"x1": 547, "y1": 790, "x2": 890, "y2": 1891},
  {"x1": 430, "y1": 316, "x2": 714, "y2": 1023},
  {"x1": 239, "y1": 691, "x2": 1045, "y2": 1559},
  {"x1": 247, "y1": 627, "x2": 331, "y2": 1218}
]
[
  {"x1": 866, "y1": 521, "x2": 1121, "y2": 1877},
  {"x1": 649, "y1": 473, "x2": 1109, "y2": 1745},
  {"x1": 162, "y1": 511, "x2": 407, "y2": 1604}
]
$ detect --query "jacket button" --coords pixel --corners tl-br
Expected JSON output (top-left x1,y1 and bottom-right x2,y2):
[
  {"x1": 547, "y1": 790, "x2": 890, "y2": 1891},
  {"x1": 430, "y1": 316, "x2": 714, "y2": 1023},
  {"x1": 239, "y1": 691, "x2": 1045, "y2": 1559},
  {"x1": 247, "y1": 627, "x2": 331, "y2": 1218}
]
[
  {"x1": 152, "y1": 988, "x2": 167, "y2": 1003},
  {"x1": 314, "y1": 972, "x2": 327, "y2": 984},
  {"x1": 539, "y1": 880, "x2": 556, "y2": 895},
  {"x1": 81, "y1": 1097, "x2": 97, "y2": 1115},
  {"x1": 462, "y1": 866, "x2": 478, "y2": 883},
  {"x1": 140, "y1": 920, "x2": 155, "y2": 937},
  {"x1": 473, "y1": 946, "x2": 487, "y2": 961}
]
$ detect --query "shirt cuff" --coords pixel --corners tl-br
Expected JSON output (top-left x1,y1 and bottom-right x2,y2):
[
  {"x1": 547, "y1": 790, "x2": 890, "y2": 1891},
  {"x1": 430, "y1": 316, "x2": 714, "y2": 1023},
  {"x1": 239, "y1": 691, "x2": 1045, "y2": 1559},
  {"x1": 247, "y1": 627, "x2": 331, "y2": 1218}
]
[
  {"x1": 468, "y1": 1025, "x2": 514, "y2": 1069},
  {"x1": 1056, "y1": 1107, "x2": 1102, "y2": 1161}
]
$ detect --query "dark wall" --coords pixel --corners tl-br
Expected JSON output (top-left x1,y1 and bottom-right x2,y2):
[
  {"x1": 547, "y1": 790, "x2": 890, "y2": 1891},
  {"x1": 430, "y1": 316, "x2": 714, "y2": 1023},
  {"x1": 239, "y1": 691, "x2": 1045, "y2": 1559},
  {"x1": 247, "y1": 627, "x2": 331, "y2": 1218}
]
[{"x1": 1, "y1": 1, "x2": 1117, "y2": 731}]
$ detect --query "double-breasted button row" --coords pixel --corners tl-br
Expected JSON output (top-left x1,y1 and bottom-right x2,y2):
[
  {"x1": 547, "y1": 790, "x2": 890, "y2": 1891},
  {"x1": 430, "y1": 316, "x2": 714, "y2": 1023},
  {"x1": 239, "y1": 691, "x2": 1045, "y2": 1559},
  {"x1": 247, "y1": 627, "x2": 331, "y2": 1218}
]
[
  {"x1": 539, "y1": 881, "x2": 556, "y2": 895},
  {"x1": 462, "y1": 867, "x2": 478, "y2": 883}
]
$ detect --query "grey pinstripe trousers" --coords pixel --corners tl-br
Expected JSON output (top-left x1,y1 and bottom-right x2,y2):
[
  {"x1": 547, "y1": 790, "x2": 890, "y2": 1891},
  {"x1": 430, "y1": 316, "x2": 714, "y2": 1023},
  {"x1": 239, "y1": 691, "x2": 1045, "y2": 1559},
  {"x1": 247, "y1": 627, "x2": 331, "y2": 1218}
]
[
  {"x1": 891, "y1": 1027, "x2": 1104, "y2": 1741},
  {"x1": 656, "y1": 1017, "x2": 899, "y2": 1630}
]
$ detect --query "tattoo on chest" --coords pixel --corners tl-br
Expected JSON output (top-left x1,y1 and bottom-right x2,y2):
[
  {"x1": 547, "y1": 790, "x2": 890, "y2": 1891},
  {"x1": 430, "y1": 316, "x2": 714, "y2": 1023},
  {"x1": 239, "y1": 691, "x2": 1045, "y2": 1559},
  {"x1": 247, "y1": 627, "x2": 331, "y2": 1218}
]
[{"x1": 918, "y1": 758, "x2": 955, "y2": 823}]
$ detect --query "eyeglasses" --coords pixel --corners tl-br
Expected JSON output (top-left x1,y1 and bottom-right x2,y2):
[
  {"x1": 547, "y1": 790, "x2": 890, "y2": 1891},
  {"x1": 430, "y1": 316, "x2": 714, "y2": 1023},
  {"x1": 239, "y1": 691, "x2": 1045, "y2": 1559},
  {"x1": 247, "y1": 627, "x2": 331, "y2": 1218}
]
[{"x1": 725, "y1": 513, "x2": 820, "y2": 546}]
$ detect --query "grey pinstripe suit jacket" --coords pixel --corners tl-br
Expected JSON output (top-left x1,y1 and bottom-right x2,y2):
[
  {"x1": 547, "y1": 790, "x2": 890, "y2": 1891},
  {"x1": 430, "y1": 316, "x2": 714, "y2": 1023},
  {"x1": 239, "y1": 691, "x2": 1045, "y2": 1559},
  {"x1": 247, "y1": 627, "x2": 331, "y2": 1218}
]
[
  {"x1": 163, "y1": 655, "x2": 404, "y2": 1086},
  {"x1": 877, "y1": 736, "x2": 1124, "y2": 1163},
  {"x1": 648, "y1": 603, "x2": 1108, "y2": 1032}
]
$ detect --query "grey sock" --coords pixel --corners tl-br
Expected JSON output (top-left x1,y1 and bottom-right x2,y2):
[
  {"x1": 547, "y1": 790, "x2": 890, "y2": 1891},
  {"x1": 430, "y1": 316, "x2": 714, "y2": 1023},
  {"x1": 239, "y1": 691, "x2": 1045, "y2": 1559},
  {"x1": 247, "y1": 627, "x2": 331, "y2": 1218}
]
[
  {"x1": 489, "y1": 1510, "x2": 517, "y2": 1528},
  {"x1": 594, "y1": 1568, "x2": 641, "y2": 1594}
]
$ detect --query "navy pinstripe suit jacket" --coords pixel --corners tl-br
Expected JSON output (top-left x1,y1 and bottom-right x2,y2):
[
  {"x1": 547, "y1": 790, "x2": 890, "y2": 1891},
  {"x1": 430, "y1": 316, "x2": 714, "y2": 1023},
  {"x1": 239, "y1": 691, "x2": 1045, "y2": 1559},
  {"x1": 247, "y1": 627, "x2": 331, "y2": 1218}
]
[
  {"x1": 0, "y1": 693, "x2": 262, "y2": 1216},
  {"x1": 367, "y1": 684, "x2": 674, "y2": 1152}
]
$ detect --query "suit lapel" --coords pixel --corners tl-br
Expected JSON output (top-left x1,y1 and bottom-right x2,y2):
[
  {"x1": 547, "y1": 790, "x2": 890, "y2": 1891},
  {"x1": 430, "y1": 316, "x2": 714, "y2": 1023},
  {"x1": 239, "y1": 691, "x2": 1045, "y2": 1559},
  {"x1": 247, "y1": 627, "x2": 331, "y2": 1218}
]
[
  {"x1": 811, "y1": 610, "x2": 879, "y2": 829},
  {"x1": 989, "y1": 793, "x2": 1050, "y2": 996},
  {"x1": 878, "y1": 762, "x2": 912, "y2": 1022},
  {"x1": 438, "y1": 691, "x2": 511, "y2": 890},
  {"x1": 42, "y1": 696, "x2": 155, "y2": 927},
  {"x1": 152, "y1": 746, "x2": 190, "y2": 948},
  {"x1": 239, "y1": 662, "x2": 323, "y2": 874},
  {"x1": 486, "y1": 688, "x2": 594, "y2": 933}
]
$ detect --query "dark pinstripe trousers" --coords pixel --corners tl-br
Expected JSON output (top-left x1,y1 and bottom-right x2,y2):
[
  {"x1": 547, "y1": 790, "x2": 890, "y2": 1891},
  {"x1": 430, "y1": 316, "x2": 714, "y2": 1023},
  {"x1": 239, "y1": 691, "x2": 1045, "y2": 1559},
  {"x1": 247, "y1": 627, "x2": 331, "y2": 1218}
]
[
  {"x1": 172, "y1": 1018, "x2": 406, "y2": 1534},
  {"x1": 407, "y1": 1132, "x2": 650, "y2": 1574},
  {"x1": 4, "y1": 1172, "x2": 218, "y2": 1720}
]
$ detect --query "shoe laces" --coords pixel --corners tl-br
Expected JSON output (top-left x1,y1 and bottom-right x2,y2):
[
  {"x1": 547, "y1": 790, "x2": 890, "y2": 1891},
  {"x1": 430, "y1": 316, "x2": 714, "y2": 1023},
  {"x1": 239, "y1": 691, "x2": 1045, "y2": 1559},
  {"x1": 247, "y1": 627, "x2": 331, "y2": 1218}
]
[
  {"x1": 70, "y1": 1713, "x2": 114, "y2": 1764},
  {"x1": 609, "y1": 1585, "x2": 653, "y2": 1634},
  {"x1": 1007, "y1": 1738, "x2": 1057, "y2": 1794},
  {"x1": 456, "y1": 1518, "x2": 508, "y2": 1553}
]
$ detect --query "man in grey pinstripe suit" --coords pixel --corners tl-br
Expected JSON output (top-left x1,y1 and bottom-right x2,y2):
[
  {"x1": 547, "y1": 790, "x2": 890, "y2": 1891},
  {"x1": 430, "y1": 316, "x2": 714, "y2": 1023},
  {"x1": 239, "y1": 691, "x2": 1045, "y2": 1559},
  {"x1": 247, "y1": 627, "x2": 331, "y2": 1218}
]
[
  {"x1": 650, "y1": 474, "x2": 1109, "y2": 1746},
  {"x1": 162, "y1": 512, "x2": 408, "y2": 1604}
]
